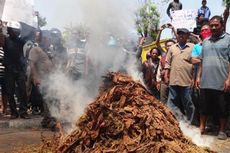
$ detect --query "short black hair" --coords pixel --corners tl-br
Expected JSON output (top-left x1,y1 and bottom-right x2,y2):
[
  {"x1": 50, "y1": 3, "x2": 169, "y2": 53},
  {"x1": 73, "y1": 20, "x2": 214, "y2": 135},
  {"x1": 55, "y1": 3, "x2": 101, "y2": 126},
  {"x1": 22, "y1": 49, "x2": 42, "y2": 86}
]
[
  {"x1": 210, "y1": 15, "x2": 224, "y2": 26},
  {"x1": 150, "y1": 47, "x2": 161, "y2": 56},
  {"x1": 165, "y1": 39, "x2": 176, "y2": 46}
]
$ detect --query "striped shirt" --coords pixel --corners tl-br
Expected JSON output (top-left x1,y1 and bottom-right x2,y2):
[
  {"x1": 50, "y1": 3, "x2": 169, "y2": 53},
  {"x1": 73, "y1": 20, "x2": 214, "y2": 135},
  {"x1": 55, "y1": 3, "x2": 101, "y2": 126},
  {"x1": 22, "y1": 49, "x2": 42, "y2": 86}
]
[{"x1": 0, "y1": 47, "x2": 5, "y2": 78}]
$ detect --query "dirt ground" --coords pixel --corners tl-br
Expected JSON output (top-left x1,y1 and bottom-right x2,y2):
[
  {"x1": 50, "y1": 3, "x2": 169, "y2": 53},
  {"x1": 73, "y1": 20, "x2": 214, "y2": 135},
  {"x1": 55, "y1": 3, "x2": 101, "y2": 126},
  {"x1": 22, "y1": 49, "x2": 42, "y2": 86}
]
[{"x1": 0, "y1": 128, "x2": 229, "y2": 153}]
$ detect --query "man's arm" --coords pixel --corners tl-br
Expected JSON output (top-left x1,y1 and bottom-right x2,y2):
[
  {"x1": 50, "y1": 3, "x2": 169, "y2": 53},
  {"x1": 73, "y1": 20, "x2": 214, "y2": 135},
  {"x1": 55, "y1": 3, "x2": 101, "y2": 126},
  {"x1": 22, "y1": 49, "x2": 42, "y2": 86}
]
[
  {"x1": 136, "y1": 37, "x2": 145, "y2": 59},
  {"x1": 166, "y1": 3, "x2": 172, "y2": 19},
  {"x1": 195, "y1": 61, "x2": 202, "y2": 89},
  {"x1": 169, "y1": 24, "x2": 179, "y2": 41},
  {"x1": 224, "y1": 63, "x2": 230, "y2": 92},
  {"x1": 223, "y1": 7, "x2": 229, "y2": 32},
  {"x1": 164, "y1": 49, "x2": 172, "y2": 84}
]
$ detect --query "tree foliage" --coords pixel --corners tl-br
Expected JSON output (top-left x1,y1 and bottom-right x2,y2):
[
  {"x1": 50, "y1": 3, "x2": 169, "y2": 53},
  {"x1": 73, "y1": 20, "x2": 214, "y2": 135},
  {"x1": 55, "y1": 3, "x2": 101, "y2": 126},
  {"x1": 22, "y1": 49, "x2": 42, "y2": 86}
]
[
  {"x1": 223, "y1": 0, "x2": 230, "y2": 7},
  {"x1": 135, "y1": 2, "x2": 160, "y2": 39},
  {"x1": 35, "y1": 11, "x2": 47, "y2": 28}
]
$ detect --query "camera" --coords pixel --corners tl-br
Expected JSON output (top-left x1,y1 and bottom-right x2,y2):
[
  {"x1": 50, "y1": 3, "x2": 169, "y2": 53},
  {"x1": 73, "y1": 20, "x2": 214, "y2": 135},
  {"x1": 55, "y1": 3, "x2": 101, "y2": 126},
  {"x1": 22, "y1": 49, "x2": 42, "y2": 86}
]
[{"x1": 162, "y1": 23, "x2": 171, "y2": 29}]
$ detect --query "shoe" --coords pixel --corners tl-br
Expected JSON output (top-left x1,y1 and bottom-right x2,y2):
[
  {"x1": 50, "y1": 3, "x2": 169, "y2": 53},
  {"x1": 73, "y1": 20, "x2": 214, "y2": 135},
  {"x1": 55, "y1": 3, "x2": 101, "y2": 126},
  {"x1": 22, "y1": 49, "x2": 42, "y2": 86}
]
[
  {"x1": 20, "y1": 113, "x2": 31, "y2": 119},
  {"x1": 10, "y1": 114, "x2": 19, "y2": 119},
  {"x1": 32, "y1": 107, "x2": 41, "y2": 115},
  {"x1": 217, "y1": 131, "x2": 227, "y2": 140}
]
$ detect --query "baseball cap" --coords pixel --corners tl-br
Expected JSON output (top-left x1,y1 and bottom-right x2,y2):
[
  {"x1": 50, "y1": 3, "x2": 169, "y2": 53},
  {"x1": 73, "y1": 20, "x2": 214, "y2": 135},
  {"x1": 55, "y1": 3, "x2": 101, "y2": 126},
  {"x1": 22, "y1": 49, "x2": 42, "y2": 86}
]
[{"x1": 177, "y1": 28, "x2": 190, "y2": 34}]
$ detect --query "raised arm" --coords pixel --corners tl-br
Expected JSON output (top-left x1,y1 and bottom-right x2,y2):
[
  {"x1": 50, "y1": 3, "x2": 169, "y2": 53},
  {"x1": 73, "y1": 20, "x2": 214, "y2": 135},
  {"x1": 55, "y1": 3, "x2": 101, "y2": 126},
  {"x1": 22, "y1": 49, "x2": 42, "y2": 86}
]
[{"x1": 166, "y1": 3, "x2": 172, "y2": 19}]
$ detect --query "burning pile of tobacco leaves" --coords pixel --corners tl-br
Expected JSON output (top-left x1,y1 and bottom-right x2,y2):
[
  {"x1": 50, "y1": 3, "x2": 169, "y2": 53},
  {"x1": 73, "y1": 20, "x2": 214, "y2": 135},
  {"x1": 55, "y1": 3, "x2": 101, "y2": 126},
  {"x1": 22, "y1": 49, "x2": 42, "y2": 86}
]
[{"x1": 46, "y1": 72, "x2": 214, "y2": 153}]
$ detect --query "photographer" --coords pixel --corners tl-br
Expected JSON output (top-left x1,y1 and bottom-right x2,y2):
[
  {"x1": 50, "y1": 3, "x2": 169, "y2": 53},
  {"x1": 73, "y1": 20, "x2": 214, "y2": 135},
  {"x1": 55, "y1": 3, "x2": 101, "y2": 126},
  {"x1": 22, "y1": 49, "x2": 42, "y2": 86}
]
[{"x1": 155, "y1": 23, "x2": 177, "y2": 103}]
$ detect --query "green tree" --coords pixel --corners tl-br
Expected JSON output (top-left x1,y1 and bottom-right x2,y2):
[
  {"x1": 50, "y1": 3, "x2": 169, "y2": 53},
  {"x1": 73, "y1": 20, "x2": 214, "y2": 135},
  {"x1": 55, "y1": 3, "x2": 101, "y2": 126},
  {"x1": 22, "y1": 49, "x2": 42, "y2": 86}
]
[
  {"x1": 35, "y1": 11, "x2": 47, "y2": 28},
  {"x1": 135, "y1": 1, "x2": 160, "y2": 39},
  {"x1": 223, "y1": 0, "x2": 230, "y2": 7}
]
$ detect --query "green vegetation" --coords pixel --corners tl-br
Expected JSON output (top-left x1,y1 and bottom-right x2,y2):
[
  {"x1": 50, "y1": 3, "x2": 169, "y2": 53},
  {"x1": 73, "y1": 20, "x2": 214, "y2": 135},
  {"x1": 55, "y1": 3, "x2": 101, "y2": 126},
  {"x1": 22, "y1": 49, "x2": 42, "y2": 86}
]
[{"x1": 135, "y1": 2, "x2": 160, "y2": 39}]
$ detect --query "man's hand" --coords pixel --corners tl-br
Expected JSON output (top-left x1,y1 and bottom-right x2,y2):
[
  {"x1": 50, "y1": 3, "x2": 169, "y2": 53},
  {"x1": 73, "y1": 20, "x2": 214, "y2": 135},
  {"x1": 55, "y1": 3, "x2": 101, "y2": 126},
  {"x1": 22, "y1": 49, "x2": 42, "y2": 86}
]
[
  {"x1": 164, "y1": 74, "x2": 169, "y2": 85},
  {"x1": 139, "y1": 37, "x2": 145, "y2": 46},
  {"x1": 224, "y1": 79, "x2": 230, "y2": 92},
  {"x1": 195, "y1": 77, "x2": 201, "y2": 89},
  {"x1": 33, "y1": 78, "x2": 41, "y2": 86},
  {"x1": 156, "y1": 82, "x2": 161, "y2": 91}
]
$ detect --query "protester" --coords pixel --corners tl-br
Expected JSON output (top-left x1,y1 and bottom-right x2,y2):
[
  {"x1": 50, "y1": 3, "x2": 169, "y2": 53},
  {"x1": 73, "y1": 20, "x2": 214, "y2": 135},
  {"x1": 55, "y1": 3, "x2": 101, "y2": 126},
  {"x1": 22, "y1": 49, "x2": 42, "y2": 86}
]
[
  {"x1": 155, "y1": 23, "x2": 177, "y2": 103},
  {"x1": 196, "y1": 16, "x2": 230, "y2": 140},
  {"x1": 194, "y1": 0, "x2": 211, "y2": 35},
  {"x1": 166, "y1": 0, "x2": 183, "y2": 20},
  {"x1": 49, "y1": 28, "x2": 68, "y2": 69},
  {"x1": 191, "y1": 24, "x2": 212, "y2": 126},
  {"x1": 143, "y1": 48, "x2": 160, "y2": 99},
  {"x1": 24, "y1": 29, "x2": 44, "y2": 115},
  {"x1": 29, "y1": 31, "x2": 57, "y2": 130},
  {"x1": 4, "y1": 21, "x2": 29, "y2": 119},
  {"x1": 0, "y1": 21, "x2": 7, "y2": 114},
  {"x1": 197, "y1": 0, "x2": 211, "y2": 23},
  {"x1": 164, "y1": 28, "x2": 195, "y2": 122}
]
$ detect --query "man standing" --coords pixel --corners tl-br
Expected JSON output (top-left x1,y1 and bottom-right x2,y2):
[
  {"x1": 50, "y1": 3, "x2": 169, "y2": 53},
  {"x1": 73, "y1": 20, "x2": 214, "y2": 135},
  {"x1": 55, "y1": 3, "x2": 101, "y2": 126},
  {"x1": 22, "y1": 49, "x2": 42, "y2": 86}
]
[
  {"x1": 29, "y1": 31, "x2": 56, "y2": 130},
  {"x1": 164, "y1": 28, "x2": 195, "y2": 122},
  {"x1": 155, "y1": 23, "x2": 177, "y2": 103},
  {"x1": 4, "y1": 21, "x2": 29, "y2": 119},
  {"x1": 196, "y1": 16, "x2": 230, "y2": 140},
  {"x1": 166, "y1": 0, "x2": 182, "y2": 20},
  {"x1": 195, "y1": 0, "x2": 211, "y2": 34}
]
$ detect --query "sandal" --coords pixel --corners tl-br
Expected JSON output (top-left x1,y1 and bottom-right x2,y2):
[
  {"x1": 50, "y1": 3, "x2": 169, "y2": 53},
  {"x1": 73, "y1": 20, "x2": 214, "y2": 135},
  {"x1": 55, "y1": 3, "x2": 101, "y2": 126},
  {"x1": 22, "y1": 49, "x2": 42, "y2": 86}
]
[{"x1": 200, "y1": 129, "x2": 206, "y2": 135}]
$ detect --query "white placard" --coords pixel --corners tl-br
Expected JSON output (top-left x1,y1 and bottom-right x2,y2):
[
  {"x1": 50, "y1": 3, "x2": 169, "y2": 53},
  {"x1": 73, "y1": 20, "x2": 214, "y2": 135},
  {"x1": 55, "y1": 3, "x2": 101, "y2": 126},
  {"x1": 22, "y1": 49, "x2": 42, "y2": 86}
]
[
  {"x1": 1, "y1": 0, "x2": 37, "y2": 27},
  {"x1": 171, "y1": 9, "x2": 197, "y2": 32}
]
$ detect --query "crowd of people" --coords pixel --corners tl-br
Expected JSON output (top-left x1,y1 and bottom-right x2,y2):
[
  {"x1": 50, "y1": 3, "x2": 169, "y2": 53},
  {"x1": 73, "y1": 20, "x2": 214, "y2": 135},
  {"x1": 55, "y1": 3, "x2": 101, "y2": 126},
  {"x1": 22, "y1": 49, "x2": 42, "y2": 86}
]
[
  {"x1": 0, "y1": 0, "x2": 229, "y2": 140},
  {"x1": 140, "y1": 0, "x2": 230, "y2": 140},
  {"x1": 0, "y1": 20, "x2": 68, "y2": 131}
]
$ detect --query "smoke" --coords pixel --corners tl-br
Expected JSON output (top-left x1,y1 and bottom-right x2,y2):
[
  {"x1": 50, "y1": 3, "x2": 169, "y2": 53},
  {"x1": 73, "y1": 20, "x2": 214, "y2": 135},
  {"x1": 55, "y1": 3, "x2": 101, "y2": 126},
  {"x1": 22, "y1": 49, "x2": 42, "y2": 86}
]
[
  {"x1": 179, "y1": 121, "x2": 214, "y2": 147},
  {"x1": 167, "y1": 102, "x2": 214, "y2": 147},
  {"x1": 37, "y1": 0, "x2": 141, "y2": 131}
]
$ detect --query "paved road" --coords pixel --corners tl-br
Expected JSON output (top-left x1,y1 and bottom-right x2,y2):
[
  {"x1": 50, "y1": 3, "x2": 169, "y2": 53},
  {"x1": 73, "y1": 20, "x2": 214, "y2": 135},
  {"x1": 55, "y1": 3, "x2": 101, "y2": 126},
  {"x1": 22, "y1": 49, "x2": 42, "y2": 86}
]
[{"x1": 0, "y1": 128, "x2": 54, "y2": 153}]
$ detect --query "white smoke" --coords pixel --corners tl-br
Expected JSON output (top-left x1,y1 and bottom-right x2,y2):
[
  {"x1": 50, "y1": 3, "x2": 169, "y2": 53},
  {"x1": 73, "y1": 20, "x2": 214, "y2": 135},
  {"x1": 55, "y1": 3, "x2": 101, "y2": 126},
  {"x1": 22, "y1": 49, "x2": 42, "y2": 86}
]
[
  {"x1": 37, "y1": 0, "x2": 141, "y2": 131},
  {"x1": 167, "y1": 102, "x2": 214, "y2": 147},
  {"x1": 179, "y1": 121, "x2": 214, "y2": 147}
]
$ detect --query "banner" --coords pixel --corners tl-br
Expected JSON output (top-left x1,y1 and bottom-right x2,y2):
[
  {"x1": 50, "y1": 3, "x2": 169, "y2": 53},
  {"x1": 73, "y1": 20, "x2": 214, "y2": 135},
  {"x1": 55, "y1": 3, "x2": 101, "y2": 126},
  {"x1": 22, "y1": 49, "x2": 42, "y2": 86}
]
[
  {"x1": 0, "y1": 0, "x2": 37, "y2": 28},
  {"x1": 171, "y1": 9, "x2": 197, "y2": 31}
]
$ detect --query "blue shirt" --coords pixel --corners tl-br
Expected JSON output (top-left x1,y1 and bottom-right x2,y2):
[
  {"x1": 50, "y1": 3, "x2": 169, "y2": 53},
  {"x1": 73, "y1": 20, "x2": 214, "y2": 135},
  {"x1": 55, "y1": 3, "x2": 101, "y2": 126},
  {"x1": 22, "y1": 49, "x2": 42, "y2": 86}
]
[
  {"x1": 200, "y1": 33, "x2": 230, "y2": 91},
  {"x1": 192, "y1": 43, "x2": 202, "y2": 57},
  {"x1": 198, "y1": 6, "x2": 211, "y2": 21}
]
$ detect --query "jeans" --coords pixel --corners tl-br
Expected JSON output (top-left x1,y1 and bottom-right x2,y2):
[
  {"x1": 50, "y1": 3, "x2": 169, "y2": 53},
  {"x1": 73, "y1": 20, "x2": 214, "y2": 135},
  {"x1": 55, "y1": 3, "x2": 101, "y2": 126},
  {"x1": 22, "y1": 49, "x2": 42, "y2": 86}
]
[{"x1": 167, "y1": 85, "x2": 195, "y2": 123}]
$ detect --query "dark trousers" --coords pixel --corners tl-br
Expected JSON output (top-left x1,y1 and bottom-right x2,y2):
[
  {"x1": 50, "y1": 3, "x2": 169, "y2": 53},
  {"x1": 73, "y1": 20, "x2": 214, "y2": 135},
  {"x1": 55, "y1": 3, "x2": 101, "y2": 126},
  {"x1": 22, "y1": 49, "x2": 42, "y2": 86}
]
[
  {"x1": 30, "y1": 84, "x2": 43, "y2": 111},
  {"x1": 5, "y1": 70, "x2": 27, "y2": 115}
]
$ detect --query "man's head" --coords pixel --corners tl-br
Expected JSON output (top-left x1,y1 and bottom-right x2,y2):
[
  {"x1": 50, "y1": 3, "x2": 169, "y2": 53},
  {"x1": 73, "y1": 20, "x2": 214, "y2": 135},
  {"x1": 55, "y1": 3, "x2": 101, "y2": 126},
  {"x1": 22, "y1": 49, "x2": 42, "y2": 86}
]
[
  {"x1": 209, "y1": 16, "x2": 224, "y2": 38},
  {"x1": 200, "y1": 24, "x2": 211, "y2": 40},
  {"x1": 174, "y1": 0, "x2": 179, "y2": 2},
  {"x1": 34, "y1": 29, "x2": 42, "y2": 43},
  {"x1": 50, "y1": 28, "x2": 62, "y2": 46},
  {"x1": 165, "y1": 39, "x2": 176, "y2": 51},
  {"x1": 177, "y1": 28, "x2": 190, "y2": 44},
  {"x1": 150, "y1": 47, "x2": 161, "y2": 60},
  {"x1": 7, "y1": 21, "x2": 21, "y2": 39},
  {"x1": 202, "y1": 0, "x2": 207, "y2": 7}
]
